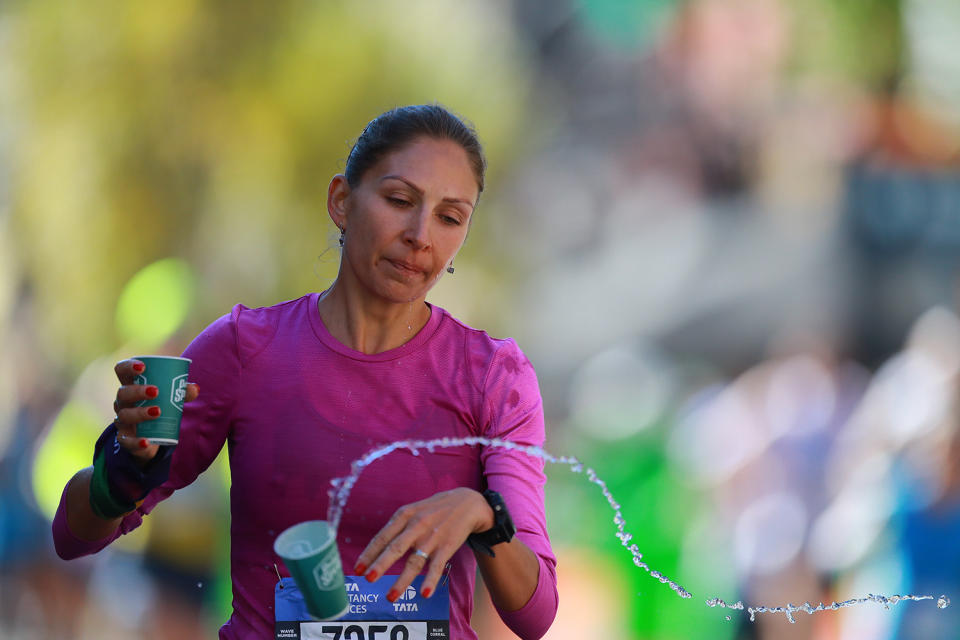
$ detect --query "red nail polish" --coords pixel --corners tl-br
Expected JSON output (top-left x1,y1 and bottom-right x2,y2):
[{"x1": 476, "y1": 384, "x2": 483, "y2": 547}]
[
  {"x1": 354, "y1": 563, "x2": 367, "y2": 575},
  {"x1": 133, "y1": 363, "x2": 145, "y2": 373},
  {"x1": 145, "y1": 386, "x2": 159, "y2": 398},
  {"x1": 139, "y1": 439, "x2": 149, "y2": 449},
  {"x1": 147, "y1": 406, "x2": 161, "y2": 417},
  {"x1": 386, "y1": 589, "x2": 399, "y2": 602},
  {"x1": 422, "y1": 587, "x2": 432, "y2": 598},
  {"x1": 365, "y1": 570, "x2": 378, "y2": 582}
]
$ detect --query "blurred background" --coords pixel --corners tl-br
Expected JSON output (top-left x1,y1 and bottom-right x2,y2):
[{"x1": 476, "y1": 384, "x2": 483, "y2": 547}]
[{"x1": 2, "y1": 0, "x2": 960, "y2": 638}]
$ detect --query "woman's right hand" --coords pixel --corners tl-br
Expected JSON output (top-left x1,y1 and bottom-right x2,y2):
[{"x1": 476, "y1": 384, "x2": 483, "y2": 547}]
[{"x1": 113, "y1": 358, "x2": 199, "y2": 464}]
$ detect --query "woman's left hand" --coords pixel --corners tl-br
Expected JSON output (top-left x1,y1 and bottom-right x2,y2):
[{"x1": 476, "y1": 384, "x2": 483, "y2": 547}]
[{"x1": 353, "y1": 488, "x2": 493, "y2": 602}]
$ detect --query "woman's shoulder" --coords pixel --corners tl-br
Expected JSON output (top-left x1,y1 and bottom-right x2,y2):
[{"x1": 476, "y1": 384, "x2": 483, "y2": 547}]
[
  {"x1": 227, "y1": 293, "x2": 313, "y2": 326},
  {"x1": 433, "y1": 305, "x2": 536, "y2": 388},
  {"x1": 436, "y1": 305, "x2": 519, "y2": 353},
  {"x1": 190, "y1": 294, "x2": 315, "y2": 364}
]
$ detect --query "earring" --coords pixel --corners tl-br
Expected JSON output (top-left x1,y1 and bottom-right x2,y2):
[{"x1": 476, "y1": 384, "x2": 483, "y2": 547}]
[
  {"x1": 338, "y1": 227, "x2": 345, "y2": 247},
  {"x1": 446, "y1": 262, "x2": 455, "y2": 274}
]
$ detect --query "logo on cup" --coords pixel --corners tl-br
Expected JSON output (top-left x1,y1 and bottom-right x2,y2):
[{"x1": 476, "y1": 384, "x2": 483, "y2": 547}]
[
  {"x1": 171, "y1": 374, "x2": 188, "y2": 412},
  {"x1": 313, "y1": 553, "x2": 342, "y2": 591},
  {"x1": 134, "y1": 375, "x2": 148, "y2": 407}
]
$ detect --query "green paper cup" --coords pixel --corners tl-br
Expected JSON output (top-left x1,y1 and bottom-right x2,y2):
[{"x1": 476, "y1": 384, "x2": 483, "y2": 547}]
[
  {"x1": 133, "y1": 355, "x2": 191, "y2": 445},
  {"x1": 274, "y1": 520, "x2": 349, "y2": 621}
]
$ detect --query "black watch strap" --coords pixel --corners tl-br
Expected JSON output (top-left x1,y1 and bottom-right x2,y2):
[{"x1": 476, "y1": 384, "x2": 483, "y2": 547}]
[{"x1": 467, "y1": 490, "x2": 516, "y2": 558}]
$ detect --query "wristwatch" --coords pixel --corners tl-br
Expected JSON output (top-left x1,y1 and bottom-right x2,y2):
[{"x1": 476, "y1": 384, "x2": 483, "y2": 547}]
[{"x1": 467, "y1": 490, "x2": 516, "y2": 557}]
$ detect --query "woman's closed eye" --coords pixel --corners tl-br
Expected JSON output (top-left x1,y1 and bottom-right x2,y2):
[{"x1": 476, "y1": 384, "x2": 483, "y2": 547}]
[{"x1": 387, "y1": 196, "x2": 413, "y2": 208}]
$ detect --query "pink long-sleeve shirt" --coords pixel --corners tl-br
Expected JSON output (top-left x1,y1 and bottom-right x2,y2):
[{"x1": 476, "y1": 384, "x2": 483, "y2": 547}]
[{"x1": 53, "y1": 293, "x2": 558, "y2": 639}]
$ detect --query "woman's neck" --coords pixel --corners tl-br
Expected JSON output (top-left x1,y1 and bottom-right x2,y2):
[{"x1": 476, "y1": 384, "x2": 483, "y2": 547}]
[{"x1": 317, "y1": 279, "x2": 431, "y2": 355}]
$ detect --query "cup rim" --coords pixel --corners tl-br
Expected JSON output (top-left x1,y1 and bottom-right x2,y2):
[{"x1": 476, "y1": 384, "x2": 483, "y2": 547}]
[
  {"x1": 274, "y1": 520, "x2": 336, "y2": 560},
  {"x1": 308, "y1": 602, "x2": 351, "y2": 622},
  {"x1": 132, "y1": 355, "x2": 193, "y2": 363}
]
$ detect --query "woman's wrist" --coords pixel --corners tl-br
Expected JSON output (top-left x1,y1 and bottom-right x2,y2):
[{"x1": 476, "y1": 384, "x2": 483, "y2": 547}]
[
  {"x1": 87, "y1": 422, "x2": 174, "y2": 519},
  {"x1": 472, "y1": 488, "x2": 495, "y2": 533}
]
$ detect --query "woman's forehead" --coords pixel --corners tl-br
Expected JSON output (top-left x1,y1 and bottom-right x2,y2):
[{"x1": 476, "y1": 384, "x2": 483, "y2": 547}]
[{"x1": 369, "y1": 138, "x2": 479, "y2": 202}]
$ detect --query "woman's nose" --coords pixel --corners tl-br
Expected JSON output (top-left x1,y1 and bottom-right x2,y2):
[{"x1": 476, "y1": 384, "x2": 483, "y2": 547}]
[{"x1": 403, "y1": 210, "x2": 431, "y2": 249}]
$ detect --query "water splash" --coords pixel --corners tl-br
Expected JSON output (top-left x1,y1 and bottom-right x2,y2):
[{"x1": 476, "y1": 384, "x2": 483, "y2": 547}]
[
  {"x1": 707, "y1": 598, "x2": 744, "y2": 610},
  {"x1": 743, "y1": 594, "x2": 941, "y2": 624},
  {"x1": 327, "y1": 436, "x2": 691, "y2": 599},
  {"x1": 327, "y1": 436, "x2": 949, "y2": 623}
]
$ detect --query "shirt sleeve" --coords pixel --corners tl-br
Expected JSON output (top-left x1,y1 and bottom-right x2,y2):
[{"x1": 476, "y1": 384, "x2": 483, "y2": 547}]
[
  {"x1": 52, "y1": 308, "x2": 242, "y2": 559},
  {"x1": 479, "y1": 339, "x2": 559, "y2": 640}
]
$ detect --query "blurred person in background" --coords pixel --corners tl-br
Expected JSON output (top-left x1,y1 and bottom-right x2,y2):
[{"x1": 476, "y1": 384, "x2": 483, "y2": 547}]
[
  {"x1": 893, "y1": 345, "x2": 960, "y2": 637},
  {"x1": 896, "y1": 424, "x2": 960, "y2": 637},
  {"x1": 49, "y1": 104, "x2": 558, "y2": 640}
]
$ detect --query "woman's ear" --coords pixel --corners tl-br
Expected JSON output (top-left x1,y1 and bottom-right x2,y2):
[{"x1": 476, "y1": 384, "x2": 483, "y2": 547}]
[{"x1": 327, "y1": 174, "x2": 351, "y2": 230}]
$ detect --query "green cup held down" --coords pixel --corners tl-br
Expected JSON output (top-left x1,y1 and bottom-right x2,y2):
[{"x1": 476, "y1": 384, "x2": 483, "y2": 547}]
[{"x1": 274, "y1": 520, "x2": 350, "y2": 621}]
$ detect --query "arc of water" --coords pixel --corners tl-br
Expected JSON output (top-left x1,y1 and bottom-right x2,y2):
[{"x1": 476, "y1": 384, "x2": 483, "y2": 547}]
[
  {"x1": 325, "y1": 436, "x2": 949, "y2": 624},
  {"x1": 326, "y1": 436, "x2": 691, "y2": 599}
]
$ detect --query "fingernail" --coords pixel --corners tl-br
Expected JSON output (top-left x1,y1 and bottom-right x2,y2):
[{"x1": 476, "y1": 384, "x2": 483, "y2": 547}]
[
  {"x1": 133, "y1": 363, "x2": 145, "y2": 373},
  {"x1": 139, "y1": 438, "x2": 149, "y2": 449},
  {"x1": 365, "y1": 570, "x2": 378, "y2": 582},
  {"x1": 386, "y1": 589, "x2": 399, "y2": 602},
  {"x1": 422, "y1": 587, "x2": 432, "y2": 598},
  {"x1": 147, "y1": 406, "x2": 161, "y2": 417},
  {"x1": 145, "y1": 386, "x2": 159, "y2": 398},
  {"x1": 354, "y1": 563, "x2": 367, "y2": 575}
]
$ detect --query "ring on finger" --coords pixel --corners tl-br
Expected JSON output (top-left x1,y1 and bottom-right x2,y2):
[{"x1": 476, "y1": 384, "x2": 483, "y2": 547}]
[{"x1": 412, "y1": 549, "x2": 429, "y2": 561}]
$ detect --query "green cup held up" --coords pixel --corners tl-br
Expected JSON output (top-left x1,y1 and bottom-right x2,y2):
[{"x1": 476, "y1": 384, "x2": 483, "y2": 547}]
[{"x1": 133, "y1": 355, "x2": 191, "y2": 445}]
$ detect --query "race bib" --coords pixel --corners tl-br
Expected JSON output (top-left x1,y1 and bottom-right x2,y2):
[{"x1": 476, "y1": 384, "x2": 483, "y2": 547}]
[{"x1": 275, "y1": 575, "x2": 450, "y2": 640}]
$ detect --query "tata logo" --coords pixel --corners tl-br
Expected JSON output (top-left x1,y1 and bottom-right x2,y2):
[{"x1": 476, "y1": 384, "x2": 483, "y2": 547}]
[
  {"x1": 312, "y1": 553, "x2": 342, "y2": 591},
  {"x1": 396, "y1": 585, "x2": 417, "y2": 601},
  {"x1": 171, "y1": 374, "x2": 188, "y2": 412}
]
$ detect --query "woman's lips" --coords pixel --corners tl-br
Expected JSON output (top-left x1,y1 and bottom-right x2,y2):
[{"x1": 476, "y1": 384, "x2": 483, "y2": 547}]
[{"x1": 387, "y1": 259, "x2": 424, "y2": 276}]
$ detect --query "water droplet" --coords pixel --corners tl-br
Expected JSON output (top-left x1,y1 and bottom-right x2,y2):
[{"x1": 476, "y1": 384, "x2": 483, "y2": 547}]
[
  {"x1": 938, "y1": 595, "x2": 951, "y2": 609},
  {"x1": 725, "y1": 616, "x2": 731, "y2": 621},
  {"x1": 197, "y1": 582, "x2": 203, "y2": 588}
]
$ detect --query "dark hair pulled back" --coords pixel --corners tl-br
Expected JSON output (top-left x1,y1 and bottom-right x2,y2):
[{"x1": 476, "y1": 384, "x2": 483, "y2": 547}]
[{"x1": 345, "y1": 104, "x2": 486, "y2": 195}]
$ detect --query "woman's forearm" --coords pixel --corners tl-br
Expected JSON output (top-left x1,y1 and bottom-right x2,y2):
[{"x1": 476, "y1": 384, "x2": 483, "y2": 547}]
[
  {"x1": 64, "y1": 467, "x2": 125, "y2": 542},
  {"x1": 476, "y1": 536, "x2": 541, "y2": 611}
]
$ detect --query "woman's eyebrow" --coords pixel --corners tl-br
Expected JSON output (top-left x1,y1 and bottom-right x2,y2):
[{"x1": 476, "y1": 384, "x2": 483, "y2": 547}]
[{"x1": 381, "y1": 174, "x2": 475, "y2": 210}]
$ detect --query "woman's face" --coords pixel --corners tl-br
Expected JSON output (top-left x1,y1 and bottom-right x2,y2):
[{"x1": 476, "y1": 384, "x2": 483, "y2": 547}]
[{"x1": 331, "y1": 136, "x2": 479, "y2": 305}]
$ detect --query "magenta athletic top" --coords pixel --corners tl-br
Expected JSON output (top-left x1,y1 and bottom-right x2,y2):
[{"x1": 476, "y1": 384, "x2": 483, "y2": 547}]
[{"x1": 53, "y1": 293, "x2": 558, "y2": 639}]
